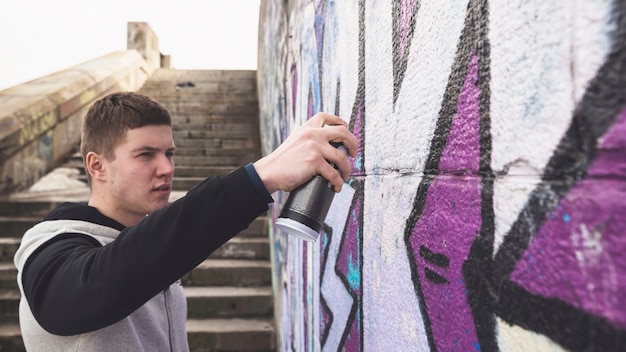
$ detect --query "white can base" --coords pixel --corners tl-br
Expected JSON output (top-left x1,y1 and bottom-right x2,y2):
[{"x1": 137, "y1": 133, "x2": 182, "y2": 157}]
[{"x1": 276, "y1": 217, "x2": 320, "y2": 242}]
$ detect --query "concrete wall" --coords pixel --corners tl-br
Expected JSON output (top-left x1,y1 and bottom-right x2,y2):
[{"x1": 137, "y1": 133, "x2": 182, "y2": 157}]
[
  {"x1": 0, "y1": 22, "x2": 162, "y2": 195},
  {"x1": 257, "y1": 1, "x2": 626, "y2": 351},
  {"x1": 128, "y1": 22, "x2": 163, "y2": 70}
]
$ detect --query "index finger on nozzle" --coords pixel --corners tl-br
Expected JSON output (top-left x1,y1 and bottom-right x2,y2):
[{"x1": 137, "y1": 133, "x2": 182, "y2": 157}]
[
  {"x1": 309, "y1": 112, "x2": 348, "y2": 128},
  {"x1": 328, "y1": 127, "x2": 357, "y2": 158}
]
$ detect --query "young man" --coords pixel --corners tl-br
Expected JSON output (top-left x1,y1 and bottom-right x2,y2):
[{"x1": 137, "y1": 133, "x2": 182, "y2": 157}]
[{"x1": 14, "y1": 92, "x2": 357, "y2": 351}]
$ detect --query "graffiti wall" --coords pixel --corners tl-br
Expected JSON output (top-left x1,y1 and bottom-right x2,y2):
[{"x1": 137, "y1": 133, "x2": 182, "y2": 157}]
[{"x1": 257, "y1": 0, "x2": 626, "y2": 350}]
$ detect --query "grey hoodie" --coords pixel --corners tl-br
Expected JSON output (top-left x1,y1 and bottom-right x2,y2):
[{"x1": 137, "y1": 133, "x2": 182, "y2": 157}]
[
  {"x1": 14, "y1": 219, "x2": 189, "y2": 351},
  {"x1": 13, "y1": 166, "x2": 271, "y2": 351}
]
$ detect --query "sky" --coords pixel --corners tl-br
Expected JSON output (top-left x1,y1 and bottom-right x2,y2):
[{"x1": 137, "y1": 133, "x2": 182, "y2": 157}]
[{"x1": 0, "y1": 0, "x2": 261, "y2": 91}]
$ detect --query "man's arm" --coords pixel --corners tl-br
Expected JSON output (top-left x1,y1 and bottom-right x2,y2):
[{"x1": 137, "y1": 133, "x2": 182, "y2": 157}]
[
  {"x1": 21, "y1": 166, "x2": 268, "y2": 336},
  {"x1": 21, "y1": 113, "x2": 357, "y2": 335}
]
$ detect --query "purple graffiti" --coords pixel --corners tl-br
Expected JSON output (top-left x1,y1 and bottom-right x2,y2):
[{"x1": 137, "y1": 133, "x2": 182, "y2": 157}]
[
  {"x1": 408, "y1": 53, "x2": 482, "y2": 351},
  {"x1": 319, "y1": 228, "x2": 333, "y2": 345},
  {"x1": 350, "y1": 101, "x2": 365, "y2": 174},
  {"x1": 336, "y1": 194, "x2": 363, "y2": 351},
  {"x1": 398, "y1": 0, "x2": 417, "y2": 61},
  {"x1": 511, "y1": 107, "x2": 626, "y2": 329},
  {"x1": 393, "y1": 0, "x2": 419, "y2": 105},
  {"x1": 291, "y1": 63, "x2": 298, "y2": 118},
  {"x1": 303, "y1": 241, "x2": 309, "y2": 346}
]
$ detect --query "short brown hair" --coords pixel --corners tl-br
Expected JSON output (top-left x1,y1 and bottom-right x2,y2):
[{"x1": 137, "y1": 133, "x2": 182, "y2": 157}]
[{"x1": 80, "y1": 92, "x2": 172, "y2": 182}]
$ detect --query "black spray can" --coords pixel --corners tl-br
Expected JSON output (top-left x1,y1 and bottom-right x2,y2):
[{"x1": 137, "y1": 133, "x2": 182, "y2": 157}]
[{"x1": 276, "y1": 143, "x2": 348, "y2": 241}]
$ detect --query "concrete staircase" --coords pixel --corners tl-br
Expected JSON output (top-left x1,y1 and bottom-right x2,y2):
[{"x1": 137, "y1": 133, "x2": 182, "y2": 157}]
[{"x1": 0, "y1": 69, "x2": 276, "y2": 351}]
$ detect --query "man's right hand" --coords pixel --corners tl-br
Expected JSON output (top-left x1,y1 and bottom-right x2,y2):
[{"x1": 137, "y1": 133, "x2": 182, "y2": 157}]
[{"x1": 253, "y1": 112, "x2": 358, "y2": 194}]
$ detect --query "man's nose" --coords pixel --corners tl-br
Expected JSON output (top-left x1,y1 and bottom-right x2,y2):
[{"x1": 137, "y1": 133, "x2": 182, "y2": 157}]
[{"x1": 157, "y1": 155, "x2": 175, "y2": 176}]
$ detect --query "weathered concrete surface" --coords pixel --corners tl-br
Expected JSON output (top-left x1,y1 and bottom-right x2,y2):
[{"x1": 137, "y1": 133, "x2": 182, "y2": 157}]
[
  {"x1": 0, "y1": 50, "x2": 153, "y2": 195},
  {"x1": 127, "y1": 22, "x2": 162, "y2": 72}
]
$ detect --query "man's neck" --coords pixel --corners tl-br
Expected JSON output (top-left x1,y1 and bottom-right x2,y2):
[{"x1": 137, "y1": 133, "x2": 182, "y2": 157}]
[{"x1": 87, "y1": 191, "x2": 143, "y2": 227}]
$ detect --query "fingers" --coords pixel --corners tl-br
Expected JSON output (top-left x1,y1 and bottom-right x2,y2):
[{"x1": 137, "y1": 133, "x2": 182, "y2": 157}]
[
  {"x1": 319, "y1": 135, "x2": 353, "y2": 192},
  {"x1": 333, "y1": 147, "x2": 353, "y2": 181},
  {"x1": 254, "y1": 112, "x2": 357, "y2": 194},
  {"x1": 306, "y1": 112, "x2": 348, "y2": 128},
  {"x1": 318, "y1": 159, "x2": 345, "y2": 192},
  {"x1": 322, "y1": 124, "x2": 358, "y2": 158},
  {"x1": 305, "y1": 114, "x2": 356, "y2": 192}
]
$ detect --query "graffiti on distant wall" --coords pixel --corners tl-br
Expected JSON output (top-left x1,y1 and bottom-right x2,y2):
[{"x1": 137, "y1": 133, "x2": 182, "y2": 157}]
[{"x1": 259, "y1": 0, "x2": 626, "y2": 351}]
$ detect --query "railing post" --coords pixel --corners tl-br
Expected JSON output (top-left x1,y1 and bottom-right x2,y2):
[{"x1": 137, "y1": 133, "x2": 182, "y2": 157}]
[{"x1": 127, "y1": 22, "x2": 162, "y2": 73}]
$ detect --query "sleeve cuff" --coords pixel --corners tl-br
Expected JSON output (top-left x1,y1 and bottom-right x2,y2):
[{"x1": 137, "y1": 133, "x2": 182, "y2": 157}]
[{"x1": 244, "y1": 162, "x2": 274, "y2": 203}]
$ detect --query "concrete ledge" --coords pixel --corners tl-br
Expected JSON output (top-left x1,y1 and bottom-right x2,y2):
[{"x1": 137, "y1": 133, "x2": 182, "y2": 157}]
[{"x1": 0, "y1": 50, "x2": 152, "y2": 194}]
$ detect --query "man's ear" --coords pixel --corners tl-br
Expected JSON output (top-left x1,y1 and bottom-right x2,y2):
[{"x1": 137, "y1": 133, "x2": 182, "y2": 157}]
[{"x1": 85, "y1": 152, "x2": 106, "y2": 181}]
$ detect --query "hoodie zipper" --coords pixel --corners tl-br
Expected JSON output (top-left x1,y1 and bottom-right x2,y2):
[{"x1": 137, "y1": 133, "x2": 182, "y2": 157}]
[{"x1": 163, "y1": 287, "x2": 174, "y2": 351}]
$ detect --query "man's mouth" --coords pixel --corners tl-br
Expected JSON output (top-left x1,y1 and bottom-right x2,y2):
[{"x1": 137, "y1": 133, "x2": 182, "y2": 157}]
[{"x1": 154, "y1": 184, "x2": 171, "y2": 192}]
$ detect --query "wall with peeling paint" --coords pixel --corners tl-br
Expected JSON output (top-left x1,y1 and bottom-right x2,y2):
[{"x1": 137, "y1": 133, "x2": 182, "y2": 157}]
[{"x1": 257, "y1": 0, "x2": 626, "y2": 351}]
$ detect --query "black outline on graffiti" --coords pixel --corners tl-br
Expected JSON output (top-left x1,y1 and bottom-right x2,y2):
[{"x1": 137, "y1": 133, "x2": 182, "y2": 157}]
[
  {"x1": 319, "y1": 224, "x2": 335, "y2": 348},
  {"x1": 392, "y1": 0, "x2": 421, "y2": 106},
  {"x1": 491, "y1": 1, "x2": 626, "y2": 350},
  {"x1": 315, "y1": 0, "x2": 326, "y2": 112},
  {"x1": 334, "y1": 178, "x2": 365, "y2": 352},
  {"x1": 405, "y1": 0, "x2": 626, "y2": 351},
  {"x1": 403, "y1": 0, "x2": 493, "y2": 350},
  {"x1": 347, "y1": 0, "x2": 366, "y2": 179},
  {"x1": 330, "y1": 1, "x2": 367, "y2": 348}
]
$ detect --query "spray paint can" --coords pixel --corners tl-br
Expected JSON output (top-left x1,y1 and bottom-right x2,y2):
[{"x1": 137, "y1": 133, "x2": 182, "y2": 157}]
[{"x1": 276, "y1": 142, "x2": 348, "y2": 242}]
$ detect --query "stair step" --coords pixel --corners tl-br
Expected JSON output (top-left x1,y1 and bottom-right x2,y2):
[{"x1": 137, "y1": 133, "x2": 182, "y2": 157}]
[
  {"x1": 0, "y1": 217, "x2": 40, "y2": 238},
  {"x1": 0, "y1": 290, "x2": 19, "y2": 323},
  {"x1": 186, "y1": 121, "x2": 259, "y2": 133},
  {"x1": 58, "y1": 159, "x2": 85, "y2": 171},
  {"x1": 147, "y1": 82, "x2": 256, "y2": 91},
  {"x1": 173, "y1": 155, "x2": 257, "y2": 167},
  {"x1": 146, "y1": 82, "x2": 257, "y2": 89},
  {"x1": 168, "y1": 105, "x2": 258, "y2": 116},
  {"x1": 0, "y1": 239, "x2": 20, "y2": 262},
  {"x1": 173, "y1": 177, "x2": 204, "y2": 191},
  {"x1": 0, "y1": 286, "x2": 272, "y2": 324},
  {"x1": 173, "y1": 166, "x2": 236, "y2": 178},
  {"x1": 175, "y1": 139, "x2": 260, "y2": 152},
  {"x1": 0, "y1": 187, "x2": 90, "y2": 205},
  {"x1": 183, "y1": 259, "x2": 271, "y2": 287},
  {"x1": 240, "y1": 217, "x2": 269, "y2": 237},
  {"x1": 173, "y1": 127, "x2": 259, "y2": 140},
  {"x1": 0, "y1": 283, "x2": 273, "y2": 322},
  {"x1": 175, "y1": 114, "x2": 259, "y2": 122},
  {"x1": 0, "y1": 263, "x2": 17, "y2": 290},
  {"x1": 0, "y1": 200, "x2": 62, "y2": 217},
  {"x1": 20, "y1": 173, "x2": 256, "y2": 191},
  {"x1": 174, "y1": 137, "x2": 260, "y2": 148},
  {"x1": 0, "y1": 223, "x2": 268, "y2": 264},
  {"x1": 145, "y1": 80, "x2": 256, "y2": 89},
  {"x1": 0, "y1": 319, "x2": 275, "y2": 352},
  {"x1": 144, "y1": 82, "x2": 256, "y2": 89},
  {"x1": 186, "y1": 318, "x2": 275, "y2": 352},
  {"x1": 0, "y1": 322, "x2": 24, "y2": 352},
  {"x1": 210, "y1": 237, "x2": 270, "y2": 260},
  {"x1": 174, "y1": 148, "x2": 259, "y2": 158},
  {"x1": 174, "y1": 149, "x2": 259, "y2": 160},
  {"x1": 144, "y1": 77, "x2": 256, "y2": 85},
  {"x1": 185, "y1": 286, "x2": 272, "y2": 319}
]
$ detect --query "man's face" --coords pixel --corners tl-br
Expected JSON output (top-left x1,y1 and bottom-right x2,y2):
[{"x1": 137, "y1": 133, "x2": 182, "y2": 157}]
[{"x1": 102, "y1": 124, "x2": 175, "y2": 224}]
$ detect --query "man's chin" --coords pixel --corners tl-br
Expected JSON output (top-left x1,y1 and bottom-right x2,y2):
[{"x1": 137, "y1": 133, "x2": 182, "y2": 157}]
[{"x1": 148, "y1": 196, "x2": 171, "y2": 213}]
